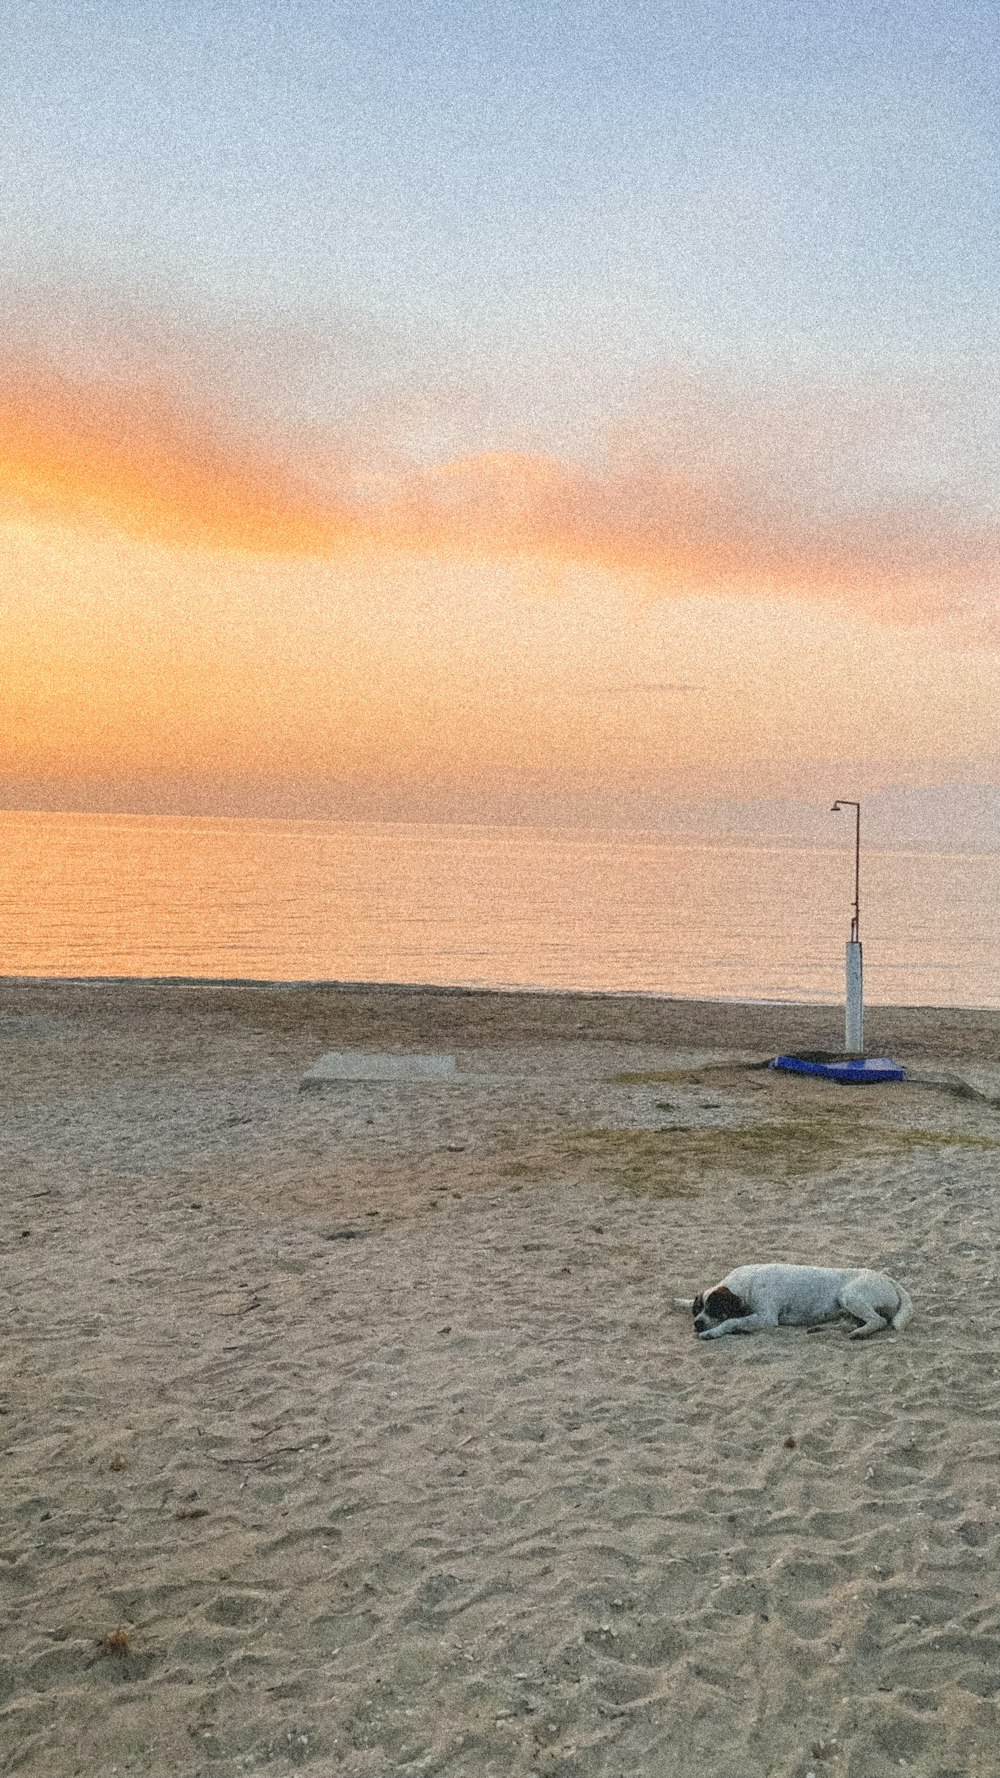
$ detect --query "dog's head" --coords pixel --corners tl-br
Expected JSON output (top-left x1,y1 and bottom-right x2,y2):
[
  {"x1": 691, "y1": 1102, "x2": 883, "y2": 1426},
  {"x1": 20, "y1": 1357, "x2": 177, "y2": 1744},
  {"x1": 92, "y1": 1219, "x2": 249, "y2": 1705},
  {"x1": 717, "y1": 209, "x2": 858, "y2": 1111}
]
[{"x1": 692, "y1": 1285, "x2": 745, "y2": 1334}]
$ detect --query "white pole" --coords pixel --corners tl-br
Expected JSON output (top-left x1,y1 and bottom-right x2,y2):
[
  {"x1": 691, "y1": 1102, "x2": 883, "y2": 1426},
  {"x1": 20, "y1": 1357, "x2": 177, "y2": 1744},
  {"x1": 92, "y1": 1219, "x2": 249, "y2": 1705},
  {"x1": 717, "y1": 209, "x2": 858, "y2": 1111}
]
[
  {"x1": 845, "y1": 939, "x2": 864, "y2": 1055},
  {"x1": 833, "y1": 799, "x2": 863, "y2": 1056}
]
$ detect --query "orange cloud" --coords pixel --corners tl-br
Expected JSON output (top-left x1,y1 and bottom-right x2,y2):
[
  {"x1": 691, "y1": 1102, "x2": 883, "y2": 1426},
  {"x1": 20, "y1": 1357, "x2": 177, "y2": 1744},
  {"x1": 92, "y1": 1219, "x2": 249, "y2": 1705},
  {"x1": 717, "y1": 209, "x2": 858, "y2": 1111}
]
[
  {"x1": 387, "y1": 448, "x2": 996, "y2": 625},
  {"x1": 2, "y1": 357, "x2": 995, "y2": 626},
  {"x1": 0, "y1": 363, "x2": 359, "y2": 556}
]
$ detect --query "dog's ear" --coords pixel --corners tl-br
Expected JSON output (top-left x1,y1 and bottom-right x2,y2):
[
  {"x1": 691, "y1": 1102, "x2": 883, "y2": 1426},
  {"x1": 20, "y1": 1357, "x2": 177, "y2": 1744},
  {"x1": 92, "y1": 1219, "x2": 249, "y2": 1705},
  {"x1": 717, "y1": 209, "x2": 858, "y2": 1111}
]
[
  {"x1": 705, "y1": 1286, "x2": 744, "y2": 1321},
  {"x1": 691, "y1": 1293, "x2": 704, "y2": 1317}
]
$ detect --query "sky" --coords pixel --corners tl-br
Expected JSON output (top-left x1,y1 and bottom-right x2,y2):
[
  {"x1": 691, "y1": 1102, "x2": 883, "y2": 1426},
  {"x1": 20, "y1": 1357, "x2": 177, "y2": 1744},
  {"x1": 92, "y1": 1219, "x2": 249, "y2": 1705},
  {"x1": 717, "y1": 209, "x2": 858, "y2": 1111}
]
[{"x1": 2, "y1": 0, "x2": 998, "y2": 826}]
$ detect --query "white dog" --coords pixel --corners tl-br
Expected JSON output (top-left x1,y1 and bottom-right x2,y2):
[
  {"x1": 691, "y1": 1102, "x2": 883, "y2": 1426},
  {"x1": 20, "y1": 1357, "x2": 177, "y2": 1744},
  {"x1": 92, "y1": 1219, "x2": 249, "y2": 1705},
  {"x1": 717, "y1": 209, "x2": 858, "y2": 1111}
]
[{"x1": 680, "y1": 1263, "x2": 913, "y2": 1340}]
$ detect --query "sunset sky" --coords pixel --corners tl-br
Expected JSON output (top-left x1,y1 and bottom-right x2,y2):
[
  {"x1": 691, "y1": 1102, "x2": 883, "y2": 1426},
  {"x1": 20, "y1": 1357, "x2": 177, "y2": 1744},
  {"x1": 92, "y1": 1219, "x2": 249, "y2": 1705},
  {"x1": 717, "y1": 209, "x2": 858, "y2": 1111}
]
[{"x1": 2, "y1": 1, "x2": 998, "y2": 824}]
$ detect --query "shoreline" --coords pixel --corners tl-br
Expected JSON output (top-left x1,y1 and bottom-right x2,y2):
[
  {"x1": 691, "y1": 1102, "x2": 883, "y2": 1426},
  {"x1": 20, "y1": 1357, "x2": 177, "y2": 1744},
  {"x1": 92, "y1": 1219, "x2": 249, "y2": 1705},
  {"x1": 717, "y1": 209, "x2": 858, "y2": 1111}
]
[
  {"x1": 3, "y1": 977, "x2": 999, "y2": 1068},
  {"x1": 3, "y1": 972, "x2": 1000, "y2": 1016}
]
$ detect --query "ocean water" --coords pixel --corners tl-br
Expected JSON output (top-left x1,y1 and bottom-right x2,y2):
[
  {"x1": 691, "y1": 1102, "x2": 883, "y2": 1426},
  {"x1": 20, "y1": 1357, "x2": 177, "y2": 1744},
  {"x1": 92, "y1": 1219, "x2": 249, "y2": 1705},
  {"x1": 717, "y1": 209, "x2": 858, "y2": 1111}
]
[{"x1": 1, "y1": 809, "x2": 997, "y2": 1007}]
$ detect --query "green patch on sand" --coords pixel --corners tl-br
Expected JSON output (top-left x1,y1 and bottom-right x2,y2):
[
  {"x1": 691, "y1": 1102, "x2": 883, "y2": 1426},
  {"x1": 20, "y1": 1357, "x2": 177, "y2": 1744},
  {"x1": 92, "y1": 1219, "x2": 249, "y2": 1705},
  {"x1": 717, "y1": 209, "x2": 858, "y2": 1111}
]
[
  {"x1": 883, "y1": 1128, "x2": 999, "y2": 1152},
  {"x1": 557, "y1": 1117, "x2": 999, "y2": 1198}
]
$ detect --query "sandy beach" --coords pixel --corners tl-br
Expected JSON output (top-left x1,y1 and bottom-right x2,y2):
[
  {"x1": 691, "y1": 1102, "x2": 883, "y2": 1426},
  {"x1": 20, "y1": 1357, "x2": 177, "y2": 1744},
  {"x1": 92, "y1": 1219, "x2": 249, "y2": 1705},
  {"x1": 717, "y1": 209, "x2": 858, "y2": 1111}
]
[{"x1": 2, "y1": 980, "x2": 999, "y2": 1778}]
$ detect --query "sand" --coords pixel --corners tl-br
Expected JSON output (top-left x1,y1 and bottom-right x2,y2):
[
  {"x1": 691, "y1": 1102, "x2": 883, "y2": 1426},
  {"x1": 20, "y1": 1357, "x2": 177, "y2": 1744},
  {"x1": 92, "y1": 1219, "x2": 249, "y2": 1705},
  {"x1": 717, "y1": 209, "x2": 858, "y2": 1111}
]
[{"x1": 2, "y1": 980, "x2": 1000, "y2": 1778}]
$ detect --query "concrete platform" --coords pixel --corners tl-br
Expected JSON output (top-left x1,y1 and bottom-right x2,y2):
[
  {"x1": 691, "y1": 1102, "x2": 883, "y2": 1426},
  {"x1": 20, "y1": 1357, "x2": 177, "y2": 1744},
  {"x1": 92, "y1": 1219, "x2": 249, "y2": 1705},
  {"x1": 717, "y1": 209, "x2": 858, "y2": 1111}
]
[{"x1": 300, "y1": 1050, "x2": 458, "y2": 1089}]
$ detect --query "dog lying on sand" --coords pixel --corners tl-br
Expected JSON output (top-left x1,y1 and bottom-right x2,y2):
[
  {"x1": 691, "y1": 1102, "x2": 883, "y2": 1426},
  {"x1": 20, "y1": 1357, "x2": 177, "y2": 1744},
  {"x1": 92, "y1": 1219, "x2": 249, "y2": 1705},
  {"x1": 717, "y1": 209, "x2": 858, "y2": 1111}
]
[{"x1": 679, "y1": 1264, "x2": 913, "y2": 1340}]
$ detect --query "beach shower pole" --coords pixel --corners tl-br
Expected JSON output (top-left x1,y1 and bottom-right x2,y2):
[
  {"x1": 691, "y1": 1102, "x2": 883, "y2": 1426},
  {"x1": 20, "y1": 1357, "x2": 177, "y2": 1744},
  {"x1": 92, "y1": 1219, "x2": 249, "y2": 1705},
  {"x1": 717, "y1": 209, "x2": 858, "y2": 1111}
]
[{"x1": 831, "y1": 800, "x2": 863, "y2": 1055}]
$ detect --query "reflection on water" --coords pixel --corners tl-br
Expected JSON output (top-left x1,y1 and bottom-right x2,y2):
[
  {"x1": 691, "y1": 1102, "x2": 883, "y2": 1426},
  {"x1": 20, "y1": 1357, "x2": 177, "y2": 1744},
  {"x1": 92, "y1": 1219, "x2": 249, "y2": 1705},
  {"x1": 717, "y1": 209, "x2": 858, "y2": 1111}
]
[{"x1": 0, "y1": 809, "x2": 997, "y2": 1006}]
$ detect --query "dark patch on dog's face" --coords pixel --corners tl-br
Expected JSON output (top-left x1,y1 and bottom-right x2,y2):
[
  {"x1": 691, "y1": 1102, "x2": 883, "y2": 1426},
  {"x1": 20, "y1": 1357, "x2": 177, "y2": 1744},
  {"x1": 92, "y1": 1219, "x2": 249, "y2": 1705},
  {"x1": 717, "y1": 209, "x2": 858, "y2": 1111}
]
[
  {"x1": 706, "y1": 1286, "x2": 745, "y2": 1320},
  {"x1": 693, "y1": 1285, "x2": 745, "y2": 1333},
  {"x1": 691, "y1": 1293, "x2": 705, "y2": 1319}
]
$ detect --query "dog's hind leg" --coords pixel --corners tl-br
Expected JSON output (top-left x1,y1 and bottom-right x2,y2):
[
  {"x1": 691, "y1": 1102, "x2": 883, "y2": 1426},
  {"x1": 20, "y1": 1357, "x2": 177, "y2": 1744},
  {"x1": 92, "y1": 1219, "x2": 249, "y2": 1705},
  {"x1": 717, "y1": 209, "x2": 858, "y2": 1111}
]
[
  {"x1": 846, "y1": 1311, "x2": 888, "y2": 1339},
  {"x1": 840, "y1": 1281, "x2": 892, "y2": 1339}
]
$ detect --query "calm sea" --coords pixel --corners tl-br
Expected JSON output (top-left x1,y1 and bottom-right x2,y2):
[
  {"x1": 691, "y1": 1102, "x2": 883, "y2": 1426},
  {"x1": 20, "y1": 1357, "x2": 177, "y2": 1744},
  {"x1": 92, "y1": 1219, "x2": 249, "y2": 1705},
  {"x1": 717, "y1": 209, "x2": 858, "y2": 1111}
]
[{"x1": 0, "y1": 809, "x2": 997, "y2": 1007}]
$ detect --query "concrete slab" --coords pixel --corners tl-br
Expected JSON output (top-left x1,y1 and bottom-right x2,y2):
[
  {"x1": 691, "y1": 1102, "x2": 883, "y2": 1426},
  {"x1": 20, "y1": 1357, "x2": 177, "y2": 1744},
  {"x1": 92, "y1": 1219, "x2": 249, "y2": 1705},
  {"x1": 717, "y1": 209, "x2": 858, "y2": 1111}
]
[{"x1": 300, "y1": 1050, "x2": 458, "y2": 1089}]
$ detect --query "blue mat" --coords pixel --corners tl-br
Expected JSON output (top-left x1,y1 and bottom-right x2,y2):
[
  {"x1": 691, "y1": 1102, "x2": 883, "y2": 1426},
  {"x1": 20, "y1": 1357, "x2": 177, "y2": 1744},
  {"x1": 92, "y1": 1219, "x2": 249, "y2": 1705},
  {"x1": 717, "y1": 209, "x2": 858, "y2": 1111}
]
[{"x1": 771, "y1": 1054, "x2": 905, "y2": 1084}]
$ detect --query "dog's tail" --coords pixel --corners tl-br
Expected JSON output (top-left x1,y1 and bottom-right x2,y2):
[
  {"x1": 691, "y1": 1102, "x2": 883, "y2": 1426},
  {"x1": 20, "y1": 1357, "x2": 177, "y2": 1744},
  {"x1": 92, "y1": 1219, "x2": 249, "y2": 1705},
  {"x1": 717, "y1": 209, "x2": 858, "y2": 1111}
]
[{"x1": 891, "y1": 1283, "x2": 914, "y2": 1330}]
